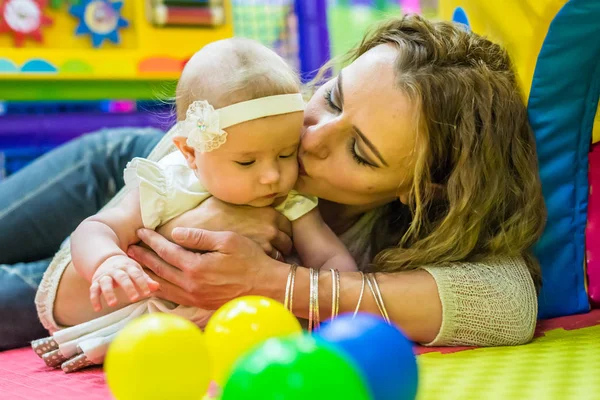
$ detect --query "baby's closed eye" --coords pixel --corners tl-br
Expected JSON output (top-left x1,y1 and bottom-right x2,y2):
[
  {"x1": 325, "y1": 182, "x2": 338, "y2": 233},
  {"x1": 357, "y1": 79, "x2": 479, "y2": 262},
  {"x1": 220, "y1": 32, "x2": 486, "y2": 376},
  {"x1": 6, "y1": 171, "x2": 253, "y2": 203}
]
[{"x1": 235, "y1": 160, "x2": 255, "y2": 166}]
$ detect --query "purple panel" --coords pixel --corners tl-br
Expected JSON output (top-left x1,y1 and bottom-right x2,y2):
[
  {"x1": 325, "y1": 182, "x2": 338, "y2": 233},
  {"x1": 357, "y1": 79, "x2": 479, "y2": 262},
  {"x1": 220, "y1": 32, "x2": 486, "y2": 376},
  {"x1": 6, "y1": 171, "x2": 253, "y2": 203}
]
[
  {"x1": 0, "y1": 112, "x2": 172, "y2": 148},
  {"x1": 294, "y1": 0, "x2": 331, "y2": 82}
]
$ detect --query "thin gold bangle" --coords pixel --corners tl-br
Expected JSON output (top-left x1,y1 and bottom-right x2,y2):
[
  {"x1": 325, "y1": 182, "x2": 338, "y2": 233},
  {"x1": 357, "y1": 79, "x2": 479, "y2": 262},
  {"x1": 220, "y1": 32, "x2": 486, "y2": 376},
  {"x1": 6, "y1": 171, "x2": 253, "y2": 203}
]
[
  {"x1": 352, "y1": 271, "x2": 366, "y2": 318},
  {"x1": 311, "y1": 268, "x2": 321, "y2": 332},
  {"x1": 308, "y1": 268, "x2": 314, "y2": 332},
  {"x1": 335, "y1": 269, "x2": 341, "y2": 318},
  {"x1": 330, "y1": 269, "x2": 340, "y2": 320},
  {"x1": 308, "y1": 268, "x2": 320, "y2": 332},
  {"x1": 284, "y1": 264, "x2": 298, "y2": 312},
  {"x1": 315, "y1": 268, "x2": 320, "y2": 330},
  {"x1": 367, "y1": 273, "x2": 391, "y2": 324}
]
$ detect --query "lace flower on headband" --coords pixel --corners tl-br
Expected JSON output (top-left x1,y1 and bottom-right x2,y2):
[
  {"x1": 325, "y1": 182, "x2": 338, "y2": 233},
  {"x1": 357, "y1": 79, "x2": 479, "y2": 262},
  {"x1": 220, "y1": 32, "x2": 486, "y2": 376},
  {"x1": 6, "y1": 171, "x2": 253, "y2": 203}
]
[
  {"x1": 176, "y1": 94, "x2": 305, "y2": 153},
  {"x1": 181, "y1": 100, "x2": 227, "y2": 153}
]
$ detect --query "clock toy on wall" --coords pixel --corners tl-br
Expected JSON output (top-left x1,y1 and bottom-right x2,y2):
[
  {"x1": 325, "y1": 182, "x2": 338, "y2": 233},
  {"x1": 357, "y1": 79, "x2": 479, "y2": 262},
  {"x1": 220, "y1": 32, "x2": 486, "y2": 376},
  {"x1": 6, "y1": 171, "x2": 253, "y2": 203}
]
[{"x1": 0, "y1": 0, "x2": 52, "y2": 47}]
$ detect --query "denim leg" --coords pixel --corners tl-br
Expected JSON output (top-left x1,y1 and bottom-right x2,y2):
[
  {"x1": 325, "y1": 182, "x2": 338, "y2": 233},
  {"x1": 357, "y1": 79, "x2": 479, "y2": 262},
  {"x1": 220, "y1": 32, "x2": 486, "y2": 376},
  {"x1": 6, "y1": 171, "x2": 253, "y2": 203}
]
[
  {"x1": 0, "y1": 127, "x2": 164, "y2": 264},
  {"x1": 0, "y1": 259, "x2": 50, "y2": 350}
]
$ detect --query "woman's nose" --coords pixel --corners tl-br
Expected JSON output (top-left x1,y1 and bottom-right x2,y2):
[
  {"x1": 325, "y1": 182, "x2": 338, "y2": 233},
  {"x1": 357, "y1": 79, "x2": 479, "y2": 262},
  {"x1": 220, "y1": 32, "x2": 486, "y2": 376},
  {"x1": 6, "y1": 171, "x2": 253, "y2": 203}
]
[{"x1": 301, "y1": 121, "x2": 335, "y2": 159}]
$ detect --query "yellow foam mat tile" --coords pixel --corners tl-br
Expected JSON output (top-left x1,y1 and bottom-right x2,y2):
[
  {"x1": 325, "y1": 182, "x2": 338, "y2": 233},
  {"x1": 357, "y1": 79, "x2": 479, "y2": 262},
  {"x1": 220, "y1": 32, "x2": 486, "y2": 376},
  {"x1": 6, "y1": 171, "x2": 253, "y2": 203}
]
[{"x1": 417, "y1": 325, "x2": 600, "y2": 400}]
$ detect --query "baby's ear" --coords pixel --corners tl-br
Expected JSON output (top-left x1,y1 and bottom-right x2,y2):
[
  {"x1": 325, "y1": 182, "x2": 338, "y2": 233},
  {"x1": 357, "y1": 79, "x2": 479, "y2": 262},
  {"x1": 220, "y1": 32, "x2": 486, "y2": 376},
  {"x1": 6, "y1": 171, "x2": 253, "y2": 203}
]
[{"x1": 172, "y1": 137, "x2": 197, "y2": 169}]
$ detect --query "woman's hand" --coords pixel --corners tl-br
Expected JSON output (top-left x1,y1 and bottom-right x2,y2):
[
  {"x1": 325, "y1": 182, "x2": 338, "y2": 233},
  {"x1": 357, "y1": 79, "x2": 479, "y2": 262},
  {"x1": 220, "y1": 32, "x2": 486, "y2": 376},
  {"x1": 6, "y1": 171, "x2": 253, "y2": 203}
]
[
  {"x1": 127, "y1": 228, "x2": 286, "y2": 310},
  {"x1": 156, "y1": 197, "x2": 293, "y2": 258}
]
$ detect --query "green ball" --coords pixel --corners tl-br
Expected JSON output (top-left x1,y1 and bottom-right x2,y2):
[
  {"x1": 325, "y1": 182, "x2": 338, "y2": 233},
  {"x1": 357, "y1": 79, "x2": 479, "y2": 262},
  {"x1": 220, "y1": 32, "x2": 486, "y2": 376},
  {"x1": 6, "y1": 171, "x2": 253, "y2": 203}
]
[{"x1": 221, "y1": 334, "x2": 372, "y2": 400}]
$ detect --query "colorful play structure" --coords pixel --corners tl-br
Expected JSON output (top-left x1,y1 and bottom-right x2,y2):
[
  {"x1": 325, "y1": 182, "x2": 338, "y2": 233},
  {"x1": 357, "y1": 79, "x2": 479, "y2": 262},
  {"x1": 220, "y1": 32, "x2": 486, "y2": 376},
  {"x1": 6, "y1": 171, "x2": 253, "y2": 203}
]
[{"x1": 1, "y1": 0, "x2": 600, "y2": 398}]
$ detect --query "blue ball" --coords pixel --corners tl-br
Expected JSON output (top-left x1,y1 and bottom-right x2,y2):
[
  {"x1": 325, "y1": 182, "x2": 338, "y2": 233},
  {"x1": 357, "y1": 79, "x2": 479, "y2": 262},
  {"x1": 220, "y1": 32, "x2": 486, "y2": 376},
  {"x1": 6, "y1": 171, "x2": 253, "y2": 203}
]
[{"x1": 315, "y1": 313, "x2": 418, "y2": 400}]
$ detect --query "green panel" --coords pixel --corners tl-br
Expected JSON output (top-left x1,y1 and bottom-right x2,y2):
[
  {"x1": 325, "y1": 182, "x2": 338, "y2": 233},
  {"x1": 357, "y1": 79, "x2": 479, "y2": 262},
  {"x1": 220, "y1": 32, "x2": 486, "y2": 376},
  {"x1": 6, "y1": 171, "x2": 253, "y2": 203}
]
[
  {"x1": 328, "y1": 4, "x2": 402, "y2": 60},
  {"x1": 0, "y1": 80, "x2": 177, "y2": 101}
]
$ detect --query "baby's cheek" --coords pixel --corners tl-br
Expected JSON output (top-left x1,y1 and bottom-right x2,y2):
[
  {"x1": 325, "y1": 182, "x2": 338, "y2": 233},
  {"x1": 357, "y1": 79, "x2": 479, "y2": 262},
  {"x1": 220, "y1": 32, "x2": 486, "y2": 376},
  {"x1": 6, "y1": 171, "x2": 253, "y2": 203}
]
[
  {"x1": 207, "y1": 173, "x2": 252, "y2": 204},
  {"x1": 283, "y1": 166, "x2": 299, "y2": 192}
]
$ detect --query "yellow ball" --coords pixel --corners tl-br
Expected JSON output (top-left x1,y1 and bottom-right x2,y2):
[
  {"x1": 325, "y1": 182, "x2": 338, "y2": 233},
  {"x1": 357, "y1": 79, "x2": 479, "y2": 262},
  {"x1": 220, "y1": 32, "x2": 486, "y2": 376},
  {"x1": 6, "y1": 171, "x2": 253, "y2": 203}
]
[
  {"x1": 105, "y1": 313, "x2": 211, "y2": 400},
  {"x1": 204, "y1": 296, "x2": 302, "y2": 384}
]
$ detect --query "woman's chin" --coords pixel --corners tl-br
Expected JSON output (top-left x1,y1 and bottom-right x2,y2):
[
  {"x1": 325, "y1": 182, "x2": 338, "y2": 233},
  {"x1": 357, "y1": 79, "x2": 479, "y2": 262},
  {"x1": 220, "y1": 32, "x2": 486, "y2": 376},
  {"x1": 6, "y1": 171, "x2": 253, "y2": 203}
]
[
  {"x1": 294, "y1": 175, "x2": 312, "y2": 193},
  {"x1": 294, "y1": 177, "x2": 331, "y2": 201}
]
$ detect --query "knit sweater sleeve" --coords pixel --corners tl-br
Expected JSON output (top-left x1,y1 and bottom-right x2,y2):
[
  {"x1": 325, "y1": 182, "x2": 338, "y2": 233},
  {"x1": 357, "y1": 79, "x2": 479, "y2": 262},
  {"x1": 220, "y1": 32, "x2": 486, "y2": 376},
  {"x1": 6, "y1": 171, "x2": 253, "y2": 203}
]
[{"x1": 421, "y1": 256, "x2": 538, "y2": 346}]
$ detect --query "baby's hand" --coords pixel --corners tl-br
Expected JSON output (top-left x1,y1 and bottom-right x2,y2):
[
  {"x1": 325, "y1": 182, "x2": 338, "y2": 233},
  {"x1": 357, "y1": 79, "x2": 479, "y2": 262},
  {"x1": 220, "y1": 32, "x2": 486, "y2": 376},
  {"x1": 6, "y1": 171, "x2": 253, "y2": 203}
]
[{"x1": 90, "y1": 255, "x2": 160, "y2": 311}]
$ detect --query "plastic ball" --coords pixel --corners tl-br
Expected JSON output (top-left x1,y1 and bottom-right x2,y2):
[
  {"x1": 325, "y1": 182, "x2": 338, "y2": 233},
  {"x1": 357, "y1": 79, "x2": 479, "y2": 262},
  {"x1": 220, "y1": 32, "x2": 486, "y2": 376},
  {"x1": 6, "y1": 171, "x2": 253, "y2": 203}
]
[
  {"x1": 204, "y1": 295, "x2": 302, "y2": 384},
  {"x1": 221, "y1": 334, "x2": 372, "y2": 400},
  {"x1": 315, "y1": 313, "x2": 418, "y2": 400},
  {"x1": 104, "y1": 313, "x2": 211, "y2": 400}
]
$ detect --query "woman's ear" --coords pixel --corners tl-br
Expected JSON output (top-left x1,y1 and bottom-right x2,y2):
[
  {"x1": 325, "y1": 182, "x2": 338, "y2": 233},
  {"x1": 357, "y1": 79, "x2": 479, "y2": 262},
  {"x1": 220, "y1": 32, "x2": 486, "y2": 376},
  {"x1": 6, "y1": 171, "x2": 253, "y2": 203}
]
[
  {"x1": 398, "y1": 192, "x2": 410, "y2": 204},
  {"x1": 172, "y1": 137, "x2": 198, "y2": 170}
]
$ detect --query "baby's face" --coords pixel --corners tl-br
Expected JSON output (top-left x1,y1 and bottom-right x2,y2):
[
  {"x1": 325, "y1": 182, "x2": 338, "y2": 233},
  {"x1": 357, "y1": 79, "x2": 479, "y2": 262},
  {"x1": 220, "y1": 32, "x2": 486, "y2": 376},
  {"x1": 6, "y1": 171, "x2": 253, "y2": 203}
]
[{"x1": 193, "y1": 111, "x2": 303, "y2": 207}]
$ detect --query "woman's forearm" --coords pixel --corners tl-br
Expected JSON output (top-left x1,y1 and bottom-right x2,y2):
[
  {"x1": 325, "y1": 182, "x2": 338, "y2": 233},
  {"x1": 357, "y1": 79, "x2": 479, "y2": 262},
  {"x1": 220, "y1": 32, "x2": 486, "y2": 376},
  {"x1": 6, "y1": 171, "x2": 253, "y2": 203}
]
[{"x1": 257, "y1": 265, "x2": 442, "y2": 343}]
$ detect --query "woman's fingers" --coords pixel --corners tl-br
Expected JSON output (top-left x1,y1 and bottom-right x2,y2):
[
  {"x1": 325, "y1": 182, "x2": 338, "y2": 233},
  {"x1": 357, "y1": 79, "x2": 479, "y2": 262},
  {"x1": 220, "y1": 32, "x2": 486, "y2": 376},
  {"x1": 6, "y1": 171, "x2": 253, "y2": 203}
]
[
  {"x1": 144, "y1": 269, "x2": 195, "y2": 307},
  {"x1": 269, "y1": 248, "x2": 285, "y2": 262},
  {"x1": 272, "y1": 230, "x2": 293, "y2": 256},
  {"x1": 273, "y1": 211, "x2": 293, "y2": 238},
  {"x1": 171, "y1": 227, "x2": 232, "y2": 253},
  {"x1": 136, "y1": 229, "x2": 196, "y2": 270},
  {"x1": 128, "y1": 245, "x2": 185, "y2": 286}
]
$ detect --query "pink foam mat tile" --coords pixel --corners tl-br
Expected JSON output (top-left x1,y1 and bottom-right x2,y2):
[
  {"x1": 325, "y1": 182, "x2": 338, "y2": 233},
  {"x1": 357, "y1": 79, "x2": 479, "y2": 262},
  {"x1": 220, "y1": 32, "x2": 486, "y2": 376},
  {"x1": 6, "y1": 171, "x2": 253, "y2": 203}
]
[{"x1": 0, "y1": 347, "x2": 110, "y2": 399}]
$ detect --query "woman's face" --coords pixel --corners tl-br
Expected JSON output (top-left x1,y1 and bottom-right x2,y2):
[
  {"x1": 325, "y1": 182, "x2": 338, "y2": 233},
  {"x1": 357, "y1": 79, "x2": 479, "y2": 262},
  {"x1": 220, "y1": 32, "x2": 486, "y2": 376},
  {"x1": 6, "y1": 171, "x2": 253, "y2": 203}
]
[{"x1": 296, "y1": 44, "x2": 419, "y2": 208}]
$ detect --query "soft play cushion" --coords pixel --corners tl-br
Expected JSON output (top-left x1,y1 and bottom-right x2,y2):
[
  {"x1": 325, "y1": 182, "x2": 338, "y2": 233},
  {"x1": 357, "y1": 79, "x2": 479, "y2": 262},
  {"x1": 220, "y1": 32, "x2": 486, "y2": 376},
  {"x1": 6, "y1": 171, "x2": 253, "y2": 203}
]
[
  {"x1": 587, "y1": 143, "x2": 600, "y2": 307},
  {"x1": 529, "y1": 0, "x2": 600, "y2": 318}
]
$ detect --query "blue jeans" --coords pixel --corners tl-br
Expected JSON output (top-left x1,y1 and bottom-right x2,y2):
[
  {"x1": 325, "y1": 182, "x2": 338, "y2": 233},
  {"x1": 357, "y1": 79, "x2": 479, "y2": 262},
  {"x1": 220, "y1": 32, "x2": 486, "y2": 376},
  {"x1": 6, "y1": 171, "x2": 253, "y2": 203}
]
[{"x1": 0, "y1": 127, "x2": 163, "y2": 350}]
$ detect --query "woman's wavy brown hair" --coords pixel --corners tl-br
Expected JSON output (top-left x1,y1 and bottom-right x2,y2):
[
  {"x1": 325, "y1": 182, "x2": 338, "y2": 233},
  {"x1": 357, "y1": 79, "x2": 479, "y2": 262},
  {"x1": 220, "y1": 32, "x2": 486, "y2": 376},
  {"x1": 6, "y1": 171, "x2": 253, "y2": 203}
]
[{"x1": 322, "y1": 15, "x2": 546, "y2": 283}]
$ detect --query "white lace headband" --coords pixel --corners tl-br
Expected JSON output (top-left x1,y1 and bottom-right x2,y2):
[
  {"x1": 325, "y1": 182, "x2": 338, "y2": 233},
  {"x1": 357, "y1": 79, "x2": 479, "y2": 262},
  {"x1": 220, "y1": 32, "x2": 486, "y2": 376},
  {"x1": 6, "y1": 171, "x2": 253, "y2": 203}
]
[{"x1": 176, "y1": 93, "x2": 305, "y2": 153}]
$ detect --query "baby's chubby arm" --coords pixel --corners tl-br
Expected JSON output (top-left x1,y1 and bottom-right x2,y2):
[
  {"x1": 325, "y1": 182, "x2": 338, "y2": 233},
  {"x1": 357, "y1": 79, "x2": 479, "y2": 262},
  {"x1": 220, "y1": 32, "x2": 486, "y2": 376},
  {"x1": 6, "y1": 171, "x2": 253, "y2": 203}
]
[
  {"x1": 71, "y1": 188, "x2": 158, "y2": 310},
  {"x1": 292, "y1": 208, "x2": 357, "y2": 271}
]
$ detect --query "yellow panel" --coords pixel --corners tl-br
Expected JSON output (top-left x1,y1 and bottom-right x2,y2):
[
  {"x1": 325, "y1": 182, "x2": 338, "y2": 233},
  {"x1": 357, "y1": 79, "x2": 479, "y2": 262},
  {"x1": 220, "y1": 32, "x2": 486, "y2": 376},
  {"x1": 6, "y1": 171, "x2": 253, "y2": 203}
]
[
  {"x1": 438, "y1": 0, "x2": 568, "y2": 103},
  {"x1": 417, "y1": 324, "x2": 600, "y2": 400},
  {"x1": 0, "y1": 0, "x2": 233, "y2": 80}
]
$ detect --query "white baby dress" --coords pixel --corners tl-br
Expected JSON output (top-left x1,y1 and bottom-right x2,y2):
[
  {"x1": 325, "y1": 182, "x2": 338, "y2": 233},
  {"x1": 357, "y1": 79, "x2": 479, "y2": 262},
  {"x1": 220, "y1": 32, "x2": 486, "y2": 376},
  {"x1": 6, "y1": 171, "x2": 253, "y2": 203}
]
[{"x1": 124, "y1": 151, "x2": 318, "y2": 229}]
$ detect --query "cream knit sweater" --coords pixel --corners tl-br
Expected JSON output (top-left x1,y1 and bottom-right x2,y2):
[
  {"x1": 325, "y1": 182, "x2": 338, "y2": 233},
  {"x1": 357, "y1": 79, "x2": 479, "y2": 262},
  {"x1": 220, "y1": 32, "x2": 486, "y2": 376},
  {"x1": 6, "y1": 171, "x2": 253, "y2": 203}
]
[{"x1": 339, "y1": 209, "x2": 537, "y2": 346}]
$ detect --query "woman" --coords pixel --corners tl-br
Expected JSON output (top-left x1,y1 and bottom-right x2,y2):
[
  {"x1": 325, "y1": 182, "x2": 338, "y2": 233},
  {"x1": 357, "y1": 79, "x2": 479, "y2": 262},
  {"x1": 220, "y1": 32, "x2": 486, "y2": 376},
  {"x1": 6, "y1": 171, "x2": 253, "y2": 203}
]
[{"x1": 2, "y1": 15, "x2": 545, "y2": 350}]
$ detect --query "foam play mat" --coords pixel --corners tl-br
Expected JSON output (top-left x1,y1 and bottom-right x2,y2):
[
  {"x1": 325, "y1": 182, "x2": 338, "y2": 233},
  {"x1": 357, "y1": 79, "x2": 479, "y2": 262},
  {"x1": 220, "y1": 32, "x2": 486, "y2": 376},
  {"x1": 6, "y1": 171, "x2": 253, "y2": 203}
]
[{"x1": 1, "y1": 310, "x2": 600, "y2": 400}]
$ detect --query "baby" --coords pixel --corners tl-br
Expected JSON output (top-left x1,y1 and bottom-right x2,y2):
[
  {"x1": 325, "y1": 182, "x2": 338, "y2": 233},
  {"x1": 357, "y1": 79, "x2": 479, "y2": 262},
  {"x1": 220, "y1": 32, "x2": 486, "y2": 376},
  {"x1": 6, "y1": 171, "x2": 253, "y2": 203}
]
[{"x1": 70, "y1": 38, "x2": 357, "y2": 311}]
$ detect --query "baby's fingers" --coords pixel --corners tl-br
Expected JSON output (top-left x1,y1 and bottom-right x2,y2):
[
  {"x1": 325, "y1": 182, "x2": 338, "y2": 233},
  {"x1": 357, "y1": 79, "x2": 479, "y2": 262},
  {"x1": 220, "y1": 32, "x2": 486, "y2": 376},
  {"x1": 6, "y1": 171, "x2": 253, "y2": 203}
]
[
  {"x1": 146, "y1": 276, "x2": 160, "y2": 292},
  {"x1": 99, "y1": 275, "x2": 119, "y2": 307},
  {"x1": 90, "y1": 281, "x2": 103, "y2": 312},
  {"x1": 113, "y1": 270, "x2": 141, "y2": 302},
  {"x1": 127, "y1": 266, "x2": 154, "y2": 296}
]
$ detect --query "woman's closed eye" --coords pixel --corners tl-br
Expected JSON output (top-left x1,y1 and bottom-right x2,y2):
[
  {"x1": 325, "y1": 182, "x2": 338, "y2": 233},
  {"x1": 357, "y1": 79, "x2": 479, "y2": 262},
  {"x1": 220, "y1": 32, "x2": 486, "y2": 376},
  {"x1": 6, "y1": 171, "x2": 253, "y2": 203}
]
[
  {"x1": 324, "y1": 87, "x2": 341, "y2": 112},
  {"x1": 348, "y1": 138, "x2": 373, "y2": 167}
]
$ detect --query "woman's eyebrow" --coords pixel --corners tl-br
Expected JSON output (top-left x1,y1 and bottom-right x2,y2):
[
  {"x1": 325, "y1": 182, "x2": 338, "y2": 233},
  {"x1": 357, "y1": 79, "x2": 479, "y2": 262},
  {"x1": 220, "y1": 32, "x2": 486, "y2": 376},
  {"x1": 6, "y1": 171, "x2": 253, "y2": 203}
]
[{"x1": 338, "y1": 72, "x2": 389, "y2": 167}]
